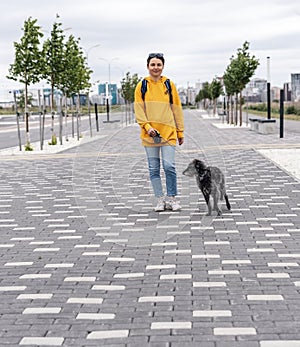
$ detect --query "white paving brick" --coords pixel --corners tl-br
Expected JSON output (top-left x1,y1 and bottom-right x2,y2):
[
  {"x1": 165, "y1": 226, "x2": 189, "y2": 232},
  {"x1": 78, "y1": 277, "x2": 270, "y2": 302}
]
[
  {"x1": 92, "y1": 285, "x2": 126, "y2": 291},
  {"x1": 0, "y1": 286, "x2": 27, "y2": 291},
  {"x1": 257, "y1": 273, "x2": 290, "y2": 278},
  {"x1": 268, "y1": 262, "x2": 298, "y2": 267},
  {"x1": 20, "y1": 274, "x2": 52, "y2": 279},
  {"x1": 23, "y1": 307, "x2": 61, "y2": 314},
  {"x1": 204, "y1": 241, "x2": 230, "y2": 245},
  {"x1": 106, "y1": 257, "x2": 135, "y2": 262},
  {"x1": 193, "y1": 310, "x2": 232, "y2": 317},
  {"x1": 214, "y1": 327, "x2": 256, "y2": 335},
  {"x1": 76, "y1": 313, "x2": 115, "y2": 319},
  {"x1": 192, "y1": 254, "x2": 220, "y2": 259},
  {"x1": 208, "y1": 270, "x2": 240, "y2": 275},
  {"x1": 17, "y1": 294, "x2": 53, "y2": 300},
  {"x1": 164, "y1": 249, "x2": 191, "y2": 254},
  {"x1": 44, "y1": 263, "x2": 74, "y2": 268},
  {"x1": 260, "y1": 342, "x2": 300, "y2": 347},
  {"x1": 74, "y1": 244, "x2": 101, "y2": 248},
  {"x1": 113, "y1": 273, "x2": 144, "y2": 278},
  {"x1": 193, "y1": 282, "x2": 226, "y2": 288},
  {"x1": 20, "y1": 337, "x2": 64, "y2": 345},
  {"x1": 247, "y1": 295, "x2": 284, "y2": 301},
  {"x1": 87, "y1": 330, "x2": 129, "y2": 339},
  {"x1": 82, "y1": 251, "x2": 110, "y2": 256},
  {"x1": 64, "y1": 277, "x2": 96, "y2": 282},
  {"x1": 67, "y1": 298, "x2": 103, "y2": 304},
  {"x1": 146, "y1": 264, "x2": 176, "y2": 270},
  {"x1": 33, "y1": 248, "x2": 60, "y2": 252},
  {"x1": 5, "y1": 262, "x2": 34, "y2": 266}
]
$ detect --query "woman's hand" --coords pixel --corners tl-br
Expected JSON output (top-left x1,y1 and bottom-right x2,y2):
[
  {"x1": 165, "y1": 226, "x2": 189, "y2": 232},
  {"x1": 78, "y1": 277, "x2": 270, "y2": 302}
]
[
  {"x1": 147, "y1": 128, "x2": 157, "y2": 137},
  {"x1": 178, "y1": 138, "x2": 184, "y2": 146}
]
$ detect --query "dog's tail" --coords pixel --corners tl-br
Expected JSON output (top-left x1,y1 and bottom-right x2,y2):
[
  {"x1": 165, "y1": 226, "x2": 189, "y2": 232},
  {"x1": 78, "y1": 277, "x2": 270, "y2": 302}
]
[{"x1": 224, "y1": 194, "x2": 231, "y2": 210}]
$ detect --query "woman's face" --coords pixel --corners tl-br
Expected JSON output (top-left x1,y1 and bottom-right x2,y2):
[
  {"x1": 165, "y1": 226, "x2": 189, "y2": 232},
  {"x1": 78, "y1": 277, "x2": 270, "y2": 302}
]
[{"x1": 147, "y1": 57, "x2": 164, "y2": 80}]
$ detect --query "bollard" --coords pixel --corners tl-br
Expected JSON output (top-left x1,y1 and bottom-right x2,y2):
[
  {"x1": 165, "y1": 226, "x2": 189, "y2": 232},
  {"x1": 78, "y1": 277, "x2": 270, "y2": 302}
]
[
  {"x1": 279, "y1": 89, "x2": 284, "y2": 138},
  {"x1": 95, "y1": 103, "x2": 99, "y2": 132}
]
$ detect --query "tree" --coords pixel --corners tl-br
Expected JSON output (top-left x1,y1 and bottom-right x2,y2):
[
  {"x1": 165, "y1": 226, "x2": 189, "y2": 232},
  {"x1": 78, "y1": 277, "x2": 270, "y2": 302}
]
[
  {"x1": 60, "y1": 34, "x2": 91, "y2": 140},
  {"x1": 223, "y1": 66, "x2": 239, "y2": 124},
  {"x1": 61, "y1": 35, "x2": 92, "y2": 101},
  {"x1": 209, "y1": 78, "x2": 223, "y2": 116},
  {"x1": 7, "y1": 16, "x2": 44, "y2": 149},
  {"x1": 42, "y1": 15, "x2": 68, "y2": 139},
  {"x1": 195, "y1": 82, "x2": 211, "y2": 109},
  {"x1": 120, "y1": 72, "x2": 141, "y2": 124},
  {"x1": 224, "y1": 41, "x2": 259, "y2": 125}
]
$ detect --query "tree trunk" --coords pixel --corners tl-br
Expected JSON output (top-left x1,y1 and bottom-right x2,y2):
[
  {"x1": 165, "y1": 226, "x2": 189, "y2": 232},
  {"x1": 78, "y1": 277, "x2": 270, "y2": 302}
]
[
  {"x1": 213, "y1": 98, "x2": 217, "y2": 116},
  {"x1": 235, "y1": 93, "x2": 238, "y2": 125},
  {"x1": 230, "y1": 95, "x2": 234, "y2": 124},
  {"x1": 239, "y1": 92, "x2": 243, "y2": 126},
  {"x1": 24, "y1": 83, "x2": 30, "y2": 146},
  {"x1": 51, "y1": 85, "x2": 55, "y2": 138}
]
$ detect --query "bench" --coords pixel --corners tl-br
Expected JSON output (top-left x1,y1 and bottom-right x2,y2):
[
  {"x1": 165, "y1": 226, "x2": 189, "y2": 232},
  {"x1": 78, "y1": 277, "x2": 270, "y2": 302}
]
[
  {"x1": 257, "y1": 119, "x2": 276, "y2": 134},
  {"x1": 249, "y1": 118, "x2": 276, "y2": 134},
  {"x1": 249, "y1": 118, "x2": 259, "y2": 132}
]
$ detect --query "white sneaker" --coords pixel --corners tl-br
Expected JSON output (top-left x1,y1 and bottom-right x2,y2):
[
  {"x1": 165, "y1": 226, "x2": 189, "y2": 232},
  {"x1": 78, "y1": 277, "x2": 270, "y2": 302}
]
[
  {"x1": 154, "y1": 196, "x2": 165, "y2": 212},
  {"x1": 165, "y1": 196, "x2": 181, "y2": 211}
]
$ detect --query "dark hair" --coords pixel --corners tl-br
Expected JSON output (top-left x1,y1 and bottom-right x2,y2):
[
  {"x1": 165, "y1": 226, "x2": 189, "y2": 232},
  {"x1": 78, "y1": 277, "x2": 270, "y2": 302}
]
[{"x1": 147, "y1": 53, "x2": 165, "y2": 66}]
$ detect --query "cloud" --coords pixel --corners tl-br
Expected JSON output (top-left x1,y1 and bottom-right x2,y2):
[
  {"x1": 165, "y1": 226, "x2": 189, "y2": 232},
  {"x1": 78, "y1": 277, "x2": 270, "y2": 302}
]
[{"x1": 1, "y1": 0, "x2": 300, "y2": 90}]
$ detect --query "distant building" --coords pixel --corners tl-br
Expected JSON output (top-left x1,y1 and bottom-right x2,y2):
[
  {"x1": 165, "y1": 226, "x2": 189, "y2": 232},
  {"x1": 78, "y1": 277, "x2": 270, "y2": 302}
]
[
  {"x1": 283, "y1": 82, "x2": 291, "y2": 101},
  {"x1": 291, "y1": 74, "x2": 300, "y2": 102},
  {"x1": 98, "y1": 83, "x2": 118, "y2": 105},
  {"x1": 244, "y1": 78, "x2": 267, "y2": 102}
]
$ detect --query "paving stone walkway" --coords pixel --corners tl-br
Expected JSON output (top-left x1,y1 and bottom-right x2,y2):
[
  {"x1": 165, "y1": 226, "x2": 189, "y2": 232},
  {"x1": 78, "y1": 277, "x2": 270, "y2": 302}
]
[{"x1": 0, "y1": 109, "x2": 300, "y2": 346}]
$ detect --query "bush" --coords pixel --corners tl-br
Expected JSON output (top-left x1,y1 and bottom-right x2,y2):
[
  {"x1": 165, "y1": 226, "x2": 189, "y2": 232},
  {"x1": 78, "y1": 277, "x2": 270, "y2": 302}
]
[
  {"x1": 48, "y1": 134, "x2": 57, "y2": 145},
  {"x1": 24, "y1": 142, "x2": 33, "y2": 151},
  {"x1": 286, "y1": 105, "x2": 296, "y2": 114}
]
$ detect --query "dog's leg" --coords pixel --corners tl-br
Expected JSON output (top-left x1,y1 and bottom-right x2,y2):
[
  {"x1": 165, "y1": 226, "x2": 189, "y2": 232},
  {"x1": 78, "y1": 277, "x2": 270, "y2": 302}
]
[
  {"x1": 213, "y1": 190, "x2": 222, "y2": 216},
  {"x1": 202, "y1": 191, "x2": 212, "y2": 216},
  {"x1": 220, "y1": 182, "x2": 225, "y2": 201},
  {"x1": 224, "y1": 194, "x2": 231, "y2": 210}
]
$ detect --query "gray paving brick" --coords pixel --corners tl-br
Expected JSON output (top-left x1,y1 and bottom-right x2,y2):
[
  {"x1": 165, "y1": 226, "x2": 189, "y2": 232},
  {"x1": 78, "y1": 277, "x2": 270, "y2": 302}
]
[{"x1": 0, "y1": 111, "x2": 300, "y2": 345}]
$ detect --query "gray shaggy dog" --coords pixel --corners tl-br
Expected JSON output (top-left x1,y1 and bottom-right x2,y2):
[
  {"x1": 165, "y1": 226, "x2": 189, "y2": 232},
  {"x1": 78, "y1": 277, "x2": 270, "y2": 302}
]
[{"x1": 183, "y1": 159, "x2": 231, "y2": 216}]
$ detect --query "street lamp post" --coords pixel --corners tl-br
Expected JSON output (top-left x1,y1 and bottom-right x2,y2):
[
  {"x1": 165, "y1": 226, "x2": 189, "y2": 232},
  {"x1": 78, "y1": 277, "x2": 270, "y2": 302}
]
[
  {"x1": 99, "y1": 57, "x2": 118, "y2": 122},
  {"x1": 83, "y1": 44, "x2": 101, "y2": 137},
  {"x1": 267, "y1": 56, "x2": 271, "y2": 120}
]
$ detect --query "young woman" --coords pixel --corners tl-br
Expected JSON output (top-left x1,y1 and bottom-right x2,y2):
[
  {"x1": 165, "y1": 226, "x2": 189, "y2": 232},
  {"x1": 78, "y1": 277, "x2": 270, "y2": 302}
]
[{"x1": 134, "y1": 53, "x2": 184, "y2": 212}]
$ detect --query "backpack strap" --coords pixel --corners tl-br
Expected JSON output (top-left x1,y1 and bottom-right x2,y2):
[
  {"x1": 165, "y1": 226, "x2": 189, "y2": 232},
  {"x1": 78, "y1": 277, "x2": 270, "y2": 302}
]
[
  {"x1": 164, "y1": 79, "x2": 173, "y2": 104},
  {"x1": 141, "y1": 79, "x2": 147, "y2": 101},
  {"x1": 141, "y1": 78, "x2": 173, "y2": 104}
]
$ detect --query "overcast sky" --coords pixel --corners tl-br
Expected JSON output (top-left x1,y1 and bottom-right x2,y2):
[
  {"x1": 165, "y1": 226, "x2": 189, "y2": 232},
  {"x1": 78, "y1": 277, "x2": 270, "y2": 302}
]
[{"x1": 1, "y1": 0, "x2": 300, "y2": 93}]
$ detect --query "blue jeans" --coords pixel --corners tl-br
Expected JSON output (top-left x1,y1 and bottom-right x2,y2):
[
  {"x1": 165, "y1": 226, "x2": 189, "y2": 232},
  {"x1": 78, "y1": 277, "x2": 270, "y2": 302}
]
[{"x1": 144, "y1": 145, "x2": 177, "y2": 197}]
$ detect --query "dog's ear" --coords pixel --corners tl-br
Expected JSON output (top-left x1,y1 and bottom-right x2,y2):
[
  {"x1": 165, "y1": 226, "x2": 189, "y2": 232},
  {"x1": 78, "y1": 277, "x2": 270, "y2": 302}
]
[
  {"x1": 194, "y1": 159, "x2": 207, "y2": 172},
  {"x1": 194, "y1": 159, "x2": 201, "y2": 170}
]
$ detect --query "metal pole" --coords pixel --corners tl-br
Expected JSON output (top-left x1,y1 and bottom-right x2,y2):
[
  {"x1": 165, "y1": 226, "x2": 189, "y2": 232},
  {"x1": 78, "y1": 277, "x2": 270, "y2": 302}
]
[
  {"x1": 105, "y1": 82, "x2": 109, "y2": 122},
  {"x1": 95, "y1": 103, "x2": 99, "y2": 131},
  {"x1": 267, "y1": 56, "x2": 271, "y2": 120},
  {"x1": 280, "y1": 89, "x2": 284, "y2": 138}
]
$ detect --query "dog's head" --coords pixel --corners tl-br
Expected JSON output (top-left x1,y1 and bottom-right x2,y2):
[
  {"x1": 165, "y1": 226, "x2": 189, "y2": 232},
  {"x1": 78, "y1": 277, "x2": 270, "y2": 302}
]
[{"x1": 182, "y1": 159, "x2": 207, "y2": 177}]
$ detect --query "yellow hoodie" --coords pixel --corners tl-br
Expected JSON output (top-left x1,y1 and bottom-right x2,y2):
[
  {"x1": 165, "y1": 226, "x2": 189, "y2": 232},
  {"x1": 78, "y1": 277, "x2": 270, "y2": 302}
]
[{"x1": 134, "y1": 76, "x2": 184, "y2": 146}]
